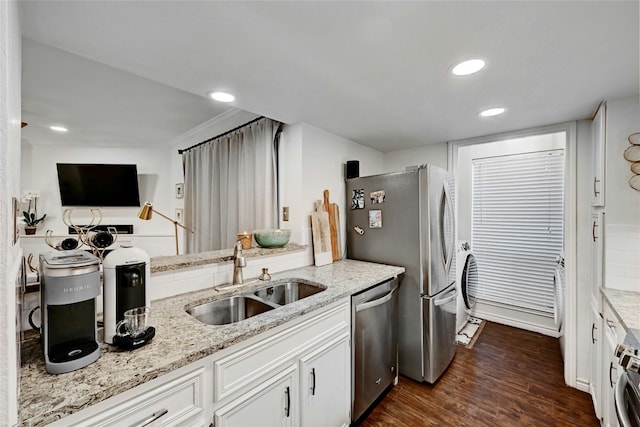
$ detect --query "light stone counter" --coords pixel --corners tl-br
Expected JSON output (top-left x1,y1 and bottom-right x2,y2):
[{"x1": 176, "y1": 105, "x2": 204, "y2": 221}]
[
  {"x1": 150, "y1": 243, "x2": 306, "y2": 273},
  {"x1": 602, "y1": 288, "x2": 640, "y2": 331},
  {"x1": 19, "y1": 259, "x2": 404, "y2": 427}
]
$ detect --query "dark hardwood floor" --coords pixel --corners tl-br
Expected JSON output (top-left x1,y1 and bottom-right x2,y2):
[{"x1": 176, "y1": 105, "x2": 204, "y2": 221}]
[{"x1": 360, "y1": 322, "x2": 598, "y2": 426}]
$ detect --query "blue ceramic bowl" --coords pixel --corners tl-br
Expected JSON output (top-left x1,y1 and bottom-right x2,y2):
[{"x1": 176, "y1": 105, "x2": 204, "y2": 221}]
[{"x1": 253, "y1": 229, "x2": 291, "y2": 248}]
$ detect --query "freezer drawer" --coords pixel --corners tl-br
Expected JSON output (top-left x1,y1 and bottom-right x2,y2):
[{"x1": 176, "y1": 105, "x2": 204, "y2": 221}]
[
  {"x1": 351, "y1": 277, "x2": 399, "y2": 422},
  {"x1": 422, "y1": 283, "x2": 457, "y2": 383}
]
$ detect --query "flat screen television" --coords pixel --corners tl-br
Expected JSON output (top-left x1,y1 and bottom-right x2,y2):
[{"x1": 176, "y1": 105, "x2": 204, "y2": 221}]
[{"x1": 56, "y1": 163, "x2": 141, "y2": 207}]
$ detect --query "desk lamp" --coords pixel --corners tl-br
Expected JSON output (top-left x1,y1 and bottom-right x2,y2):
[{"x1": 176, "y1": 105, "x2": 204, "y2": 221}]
[{"x1": 138, "y1": 202, "x2": 193, "y2": 255}]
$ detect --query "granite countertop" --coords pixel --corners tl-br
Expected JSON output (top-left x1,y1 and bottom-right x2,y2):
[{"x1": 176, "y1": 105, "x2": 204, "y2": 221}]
[
  {"x1": 602, "y1": 288, "x2": 640, "y2": 331},
  {"x1": 19, "y1": 259, "x2": 404, "y2": 426},
  {"x1": 150, "y1": 243, "x2": 306, "y2": 273}
]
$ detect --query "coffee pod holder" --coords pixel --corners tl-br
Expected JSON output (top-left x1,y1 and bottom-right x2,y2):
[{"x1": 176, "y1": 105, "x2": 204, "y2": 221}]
[{"x1": 112, "y1": 327, "x2": 156, "y2": 350}]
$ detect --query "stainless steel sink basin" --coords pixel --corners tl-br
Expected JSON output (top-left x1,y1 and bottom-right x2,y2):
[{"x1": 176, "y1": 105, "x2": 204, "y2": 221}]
[
  {"x1": 186, "y1": 296, "x2": 274, "y2": 325},
  {"x1": 253, "y1": 280, "x2": 326, "y2": 305}
]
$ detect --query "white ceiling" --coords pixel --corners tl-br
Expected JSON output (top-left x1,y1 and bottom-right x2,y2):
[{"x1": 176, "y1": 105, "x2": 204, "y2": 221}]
[{"x1": 19, "y1": 1, "x2": 639, "y2": 152}]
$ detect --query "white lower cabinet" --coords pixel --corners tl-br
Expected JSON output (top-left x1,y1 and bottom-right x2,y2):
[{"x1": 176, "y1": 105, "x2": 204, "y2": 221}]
[
  {"x1": 49, "y1": 364, "x2": 209, "y2": 427},
  {"x1": 601, "y1": 302, "x2": 624, "y2": 427},
  {"x1": 299, "y1": 333, "x2": 351, "y2": 427},
  {"x1": 211, "y1": 300, "x2": 351, "y2": 427},
  {"x1": 214, "y1": 364, "x2": 299, "y2": 427},
  {"x1": 590, "y1": 300, "x2": 602, "y2": 421},
  {"x1": 52, "y1": 299, "x2": 352, "y2": 427}
]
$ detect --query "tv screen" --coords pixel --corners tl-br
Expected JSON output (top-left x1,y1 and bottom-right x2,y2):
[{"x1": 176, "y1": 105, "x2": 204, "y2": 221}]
[{"x1": 56, "y1": 163, "x2": 141, "y2": 207}]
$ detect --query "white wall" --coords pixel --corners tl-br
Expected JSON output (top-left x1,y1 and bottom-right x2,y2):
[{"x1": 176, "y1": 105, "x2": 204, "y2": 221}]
[
  {"x1": 279, "y1": 123, "x2": 385, "y2": 256},
  {"x1": 383, "y1": 142, "x2": 448, "y2": 173},
  {"x1": 604, "y1": 95, "x2": 640, "y2": 291},
  {"x1": 1, "y1": 2, "x2": 22, "y2": 424},
  {"x1": 20, "y1": 144, "x2": 176, "y2": 256}
]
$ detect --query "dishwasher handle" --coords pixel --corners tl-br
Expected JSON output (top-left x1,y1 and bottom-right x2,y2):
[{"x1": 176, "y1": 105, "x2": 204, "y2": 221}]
[
  {"x1": 355, "y1": 287, "x2": 397, "y2": 313},
  {"x1": 616, "y1": 373, "x2": 633, "y2": 427}
]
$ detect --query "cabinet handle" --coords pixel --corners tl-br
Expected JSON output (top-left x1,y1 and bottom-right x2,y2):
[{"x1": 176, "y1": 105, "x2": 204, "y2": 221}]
[
  {"x1": 311, "y1": 368, "x2": 316, "y2": 396},
  {"x1": 606, "y1": 319, "x2": 616, "y2": 329},
  {"x1": 592, "y1": 221, "x2": 598, "y2": 242},
  {"x1": 133, "y1": 408, "x2": 168, "y2": 427},
  {"x1": 610, "y1": 361, "x2": 617, "y2": 388},
  {"x1": 592, "y1": 323, "x2": 597, "y2": 344},
  {"x1": 284, "y1": 386, "x2": 290, "y2": 418},
  {"x1": 594, "y1": 177, "x2": 600, "y2": 197}
]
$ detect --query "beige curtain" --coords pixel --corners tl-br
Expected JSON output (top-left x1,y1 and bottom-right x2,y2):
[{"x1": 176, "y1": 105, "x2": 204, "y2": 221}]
[{"x1": 183, "y1": 118, "x2": 280, "y2": 252}]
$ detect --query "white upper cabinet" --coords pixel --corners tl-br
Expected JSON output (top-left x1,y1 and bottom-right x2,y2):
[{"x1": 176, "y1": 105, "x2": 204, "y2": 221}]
[{"x1": 591, "y1": 102, "x2": 607, "y2": 207}]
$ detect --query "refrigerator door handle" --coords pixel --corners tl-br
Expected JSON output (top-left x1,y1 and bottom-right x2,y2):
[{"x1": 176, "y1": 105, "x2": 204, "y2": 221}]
[
  {"x1": 441, "y1": 180, "x2": 455, "y2": 273},
  {"x1": 356, "y1": 287, "x2": 398, "y2": 312},
  {"x1": 433, "y1": 289, "x2": 457, "y2": 307}
]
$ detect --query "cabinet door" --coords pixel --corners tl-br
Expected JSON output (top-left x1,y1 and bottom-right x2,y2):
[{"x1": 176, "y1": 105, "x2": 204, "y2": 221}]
[
  {"x1": 601, "y1": 312, "x2": 621, "y2": 427},
  {"x1": 214, "y1": 365, "x2": 298, "y2": 427},
  {"x1": 591, "y1": 211, "x2": 604, "y2": 301},
  {"x1": 590, "y1": 301, "x2": 602, "y2": 420},
  {"x1": 591, "y1": 102, "x2": 606, "y2": 206},
  {"x1": 299, "y1": 333, "x2": 350, "y2": 427}
]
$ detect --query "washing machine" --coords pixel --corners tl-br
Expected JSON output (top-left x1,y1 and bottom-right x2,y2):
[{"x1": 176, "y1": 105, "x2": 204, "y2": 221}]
[
  {"x1": 554, "y1": 254, "x2": 566, "y2": 360},
  {"x1": 456, "y1": 241, "x2": 479, "y2": 332}
]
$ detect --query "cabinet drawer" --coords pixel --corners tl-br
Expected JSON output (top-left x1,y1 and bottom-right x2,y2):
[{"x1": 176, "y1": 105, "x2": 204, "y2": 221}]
[
  {"x1": 214, "y1": 301, "x2": 349, "y2": 401},
  {"x1": 603, "y1": 302, "x2": 625, "y2": 345},
  {"x1": 60, "y1": 366, "x2": 206, "y2": 427}
]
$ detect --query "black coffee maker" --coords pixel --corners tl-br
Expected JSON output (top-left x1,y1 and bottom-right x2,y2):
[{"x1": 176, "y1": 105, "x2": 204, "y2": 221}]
[
  {"x1": 103, "y1": 246, "x2": 153, "y2": 348},
  {"x1": 38, "y1": 251, "x2": 101, "y2": 374}
]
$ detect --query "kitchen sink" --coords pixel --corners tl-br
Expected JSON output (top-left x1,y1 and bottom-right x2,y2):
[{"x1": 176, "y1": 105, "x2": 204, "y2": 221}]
[
  {"x1": 187, "y1": 279, "x2": 327, "y2": 326},
  {"x1": 253, "y1": 280, "x2": 327, "y2": 305},
  {"x1": 186, "y1": 295, "x2": 275, "y2": 325}
]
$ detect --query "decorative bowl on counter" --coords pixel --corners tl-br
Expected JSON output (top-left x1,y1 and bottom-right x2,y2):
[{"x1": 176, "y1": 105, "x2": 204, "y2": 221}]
[{"x1": 254, "y1": 229, "x2": 291, "y2": 248}]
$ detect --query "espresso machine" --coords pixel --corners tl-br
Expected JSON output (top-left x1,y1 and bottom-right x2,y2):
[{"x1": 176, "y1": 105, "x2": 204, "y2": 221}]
[
  {"x1": 39, "y1": 251, "x2": 101, "y2": 374},
  {"x1": 102, "y1": 246, "x2": 152, "y2": 348}
]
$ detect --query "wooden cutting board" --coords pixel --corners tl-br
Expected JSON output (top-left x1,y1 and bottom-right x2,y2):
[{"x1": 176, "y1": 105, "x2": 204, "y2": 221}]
[
  {"x1": 323, "y1": 190, "x2": 341, "y2": 261},
  {"x1": 311, "y1": 200, "x2": 332, "y2": 266}
]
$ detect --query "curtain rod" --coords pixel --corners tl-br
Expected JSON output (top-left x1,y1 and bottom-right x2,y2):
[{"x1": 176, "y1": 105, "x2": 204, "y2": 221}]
[{"x1": 177, "y1": 116, "x2": 265, "y2": 155}]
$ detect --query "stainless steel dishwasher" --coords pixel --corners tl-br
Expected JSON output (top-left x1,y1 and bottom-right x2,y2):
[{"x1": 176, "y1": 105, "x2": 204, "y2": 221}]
[{"x1": 352, "y1": 277, "x2": 399, "y2": 422}]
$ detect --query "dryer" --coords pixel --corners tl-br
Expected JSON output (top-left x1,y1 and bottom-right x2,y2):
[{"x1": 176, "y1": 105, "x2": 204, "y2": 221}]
[{"x1": 456, "y1": 241, "x2": 478, "y2": 332}]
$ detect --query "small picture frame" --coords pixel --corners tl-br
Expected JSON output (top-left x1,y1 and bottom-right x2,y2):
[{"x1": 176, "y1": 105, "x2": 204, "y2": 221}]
[
  {"x1": 351, "y1": 189, "x2": 365, "y2": 209},
  {"x1": 369, "y1": 210, "x2": 382, "y2": 228},
  {"x1": 370, "y1": 190, "x2": 385, "y2": 204},
  {"x1": 175, "y1": 208, "x2": 184, "y2": 223},
  {"x1": 175, "y1": 183, "x2": 184, "y2": 199}
]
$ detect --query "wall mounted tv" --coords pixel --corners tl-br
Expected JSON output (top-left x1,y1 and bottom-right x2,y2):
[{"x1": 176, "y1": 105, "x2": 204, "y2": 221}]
[{"x1": 56, "y1": 163, "x2": 141, "y2": 207}]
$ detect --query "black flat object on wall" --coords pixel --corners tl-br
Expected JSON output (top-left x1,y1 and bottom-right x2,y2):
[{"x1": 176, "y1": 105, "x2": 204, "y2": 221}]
[{"x1": 112, "y1": 327, "x2": 155, "y2": 350}]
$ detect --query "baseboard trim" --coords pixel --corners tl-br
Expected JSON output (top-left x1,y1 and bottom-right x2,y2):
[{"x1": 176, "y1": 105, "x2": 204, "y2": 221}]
[{"x1": 575, "y1": 377, "x2": 591, "y2": 394}]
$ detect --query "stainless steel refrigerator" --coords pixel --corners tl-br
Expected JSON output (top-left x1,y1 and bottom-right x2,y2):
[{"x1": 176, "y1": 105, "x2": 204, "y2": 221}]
[{"x1": 346, "y1": 164, "x2": 457, "y2": 383}]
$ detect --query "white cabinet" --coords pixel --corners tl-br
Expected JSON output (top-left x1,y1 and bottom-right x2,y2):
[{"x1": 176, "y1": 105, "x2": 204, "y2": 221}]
[
  {"x1": 299, "y1": 333, "x2": 351, "y2": 427},
  {"x1": 591, "y1": 102, "x2": 607, "y2": 207},
  {"x1": 601, "y1": 302, "x2": 624, "y2": 427},
  {"x1": 591, "y1": 211, "x2": 605, "y2": 302},
  {"x1": 214, "y1": 365, "x2": 298, "y2": 427},
  {"x1": 49, "y1": 364, "x2": 209, "y2": 427},
  {"x1": 590, "y1": 300, "x2": 602, "y2": 420},
  {"x1": 210, "y1": 299, "x2": 351, "y2": 427},
  {"x1": 50, "y1": 299, "x2": 352, "y2": 427}
]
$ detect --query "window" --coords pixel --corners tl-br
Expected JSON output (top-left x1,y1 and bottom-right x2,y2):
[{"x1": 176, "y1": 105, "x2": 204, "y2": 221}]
[{"x1": 471, "y1": 149, "x2": 564, "y2": 315}]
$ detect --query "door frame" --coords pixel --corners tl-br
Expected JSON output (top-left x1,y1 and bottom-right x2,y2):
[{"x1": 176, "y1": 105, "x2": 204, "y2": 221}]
[{"x1": 448, "y1": 121, "x2": 577, "y2": 388}]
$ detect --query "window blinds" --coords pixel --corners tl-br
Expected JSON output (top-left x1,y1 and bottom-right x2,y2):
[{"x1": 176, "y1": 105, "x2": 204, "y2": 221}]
[{"x1": 471, "y1": 149, "x2": 564, "y2": 315}]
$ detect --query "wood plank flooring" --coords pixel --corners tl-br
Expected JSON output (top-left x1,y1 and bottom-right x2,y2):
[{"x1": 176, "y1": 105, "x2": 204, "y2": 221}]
[{"x1": 359, "y1": 322, "x2": 598, "y2": 426}]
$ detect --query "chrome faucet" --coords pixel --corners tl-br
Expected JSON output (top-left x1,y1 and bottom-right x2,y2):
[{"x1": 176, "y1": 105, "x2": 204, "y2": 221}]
[{"x1": 232, "y1": 240, "x2": 246, "y2": 286}]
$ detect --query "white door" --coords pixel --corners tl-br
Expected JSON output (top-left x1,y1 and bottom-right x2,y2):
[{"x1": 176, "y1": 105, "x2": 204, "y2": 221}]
[
  {"x1": 214, "y1": 365, "x2": 298, "y2": 427},
  {"x1": 299, "y1": 333, "x2": 350, "y2": 427}
]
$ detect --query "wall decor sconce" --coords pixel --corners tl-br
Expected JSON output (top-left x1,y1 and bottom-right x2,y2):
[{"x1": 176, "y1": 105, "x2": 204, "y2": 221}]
[{"x1": 625, "y1": 132, "x2": 640, "y2": 191}]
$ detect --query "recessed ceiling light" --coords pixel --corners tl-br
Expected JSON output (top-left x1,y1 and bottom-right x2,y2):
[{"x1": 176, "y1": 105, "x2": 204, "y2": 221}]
[
  {"x1": 479, "y1": 107, "x2": 506, "y2": 117},
  {"x1": 50, "y1": 125, "x2": 68, "y2": 132},
  {"x1": 208, "y1": 91, "x2": 235, "y2": 103},
  {"x1": 451, "y1": 59, "x2": 486, "y2": 76}
]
